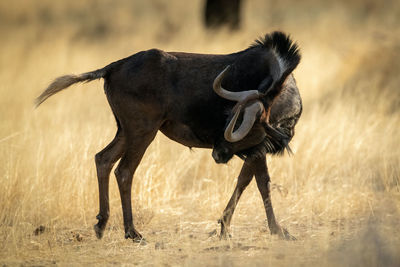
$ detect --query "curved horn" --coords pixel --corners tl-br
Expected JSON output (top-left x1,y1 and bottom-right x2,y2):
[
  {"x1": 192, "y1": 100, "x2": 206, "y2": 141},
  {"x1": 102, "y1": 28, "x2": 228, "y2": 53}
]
[
  {"x1": 224, "y1": 101, "x2": 264, "y2": 142},
  {"x1": 213, "y1": 65, "x2": 262, "y2": 102}
]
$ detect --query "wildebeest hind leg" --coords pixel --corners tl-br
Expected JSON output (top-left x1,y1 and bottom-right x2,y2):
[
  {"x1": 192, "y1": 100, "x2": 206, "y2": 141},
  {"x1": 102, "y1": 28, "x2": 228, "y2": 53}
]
[
  {"x1": 114, "y1": 130, "x2": 158, "y2": 243},
  {"x1": 94, "y1": 130, "x2": 125, "y2": 239},
  {"x1": 219, "y1": 160, "x2": 254, "y2": 239},
  {"x1": 254, "y1": 156, "x2": 296, "y2": 240}
]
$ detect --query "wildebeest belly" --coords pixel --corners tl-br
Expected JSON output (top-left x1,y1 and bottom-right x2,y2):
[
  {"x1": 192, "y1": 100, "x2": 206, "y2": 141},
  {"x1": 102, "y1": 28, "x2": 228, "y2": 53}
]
[{"x1": 159, "y1": 120, "x2": 213, "y2": 149}]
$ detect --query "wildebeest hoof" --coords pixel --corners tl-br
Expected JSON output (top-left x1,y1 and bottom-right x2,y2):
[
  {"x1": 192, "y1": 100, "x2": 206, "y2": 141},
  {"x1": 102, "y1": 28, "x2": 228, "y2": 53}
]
[
  {"x1": 126, "y1": 230, "x2": 147, "y2": 245},
  {"x1": 219, "y1": 227, "x2": 232, "y2": 240},
  {"x1": 94, "y1": 224, "x2": 104, "y2": 239},
  {"x1": 218, "y1": 219, "x2": 232, "y2": 239},
  {"x1": 219, "y1": 231, "x2": 232, "y2": 240},
  {"x1": 125, "y1": 229, "x2": 145, "y2": 244},
  {"x1": 94, "y1": 214, "x2": 108, "y2": 239},
  {"x1": 272, "y1": 226, "x2": 296, "y2": 241}
]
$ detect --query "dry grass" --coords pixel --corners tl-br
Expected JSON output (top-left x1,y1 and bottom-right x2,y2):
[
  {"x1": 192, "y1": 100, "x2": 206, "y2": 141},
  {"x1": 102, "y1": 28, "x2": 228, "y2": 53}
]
[{"x1": 1, "y1": 0, "x2": 399, "y2": 266}]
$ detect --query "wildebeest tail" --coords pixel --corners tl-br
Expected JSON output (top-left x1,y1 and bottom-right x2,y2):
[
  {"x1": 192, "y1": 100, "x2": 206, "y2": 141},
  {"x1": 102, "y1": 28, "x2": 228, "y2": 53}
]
[{"x1": 35, "y1": 68, "x2": 107, "y2": 107}]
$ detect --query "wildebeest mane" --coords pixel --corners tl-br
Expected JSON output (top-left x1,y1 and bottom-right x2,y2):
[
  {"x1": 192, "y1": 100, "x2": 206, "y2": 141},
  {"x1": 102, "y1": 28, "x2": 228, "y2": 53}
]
[{"x1": 250, "y1": 31, "x2": 300, "y2": 68}]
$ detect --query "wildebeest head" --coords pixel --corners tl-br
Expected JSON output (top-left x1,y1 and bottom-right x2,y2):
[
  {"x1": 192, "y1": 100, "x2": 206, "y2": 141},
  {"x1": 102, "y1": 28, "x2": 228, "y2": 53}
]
[{"x1": 212, "y1": 31, "x2": 301, "y2": 163}]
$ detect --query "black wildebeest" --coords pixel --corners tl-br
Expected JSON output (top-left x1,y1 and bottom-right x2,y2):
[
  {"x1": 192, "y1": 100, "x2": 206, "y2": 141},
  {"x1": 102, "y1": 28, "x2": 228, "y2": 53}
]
[{"x1": 35, "y1": 31, "x2": 301, "y2": 242}]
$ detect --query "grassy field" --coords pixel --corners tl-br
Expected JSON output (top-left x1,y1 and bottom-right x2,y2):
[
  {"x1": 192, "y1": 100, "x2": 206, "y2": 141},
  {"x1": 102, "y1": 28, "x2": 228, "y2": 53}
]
[{"x1": 1, "y1": 0, "x2": 399, "y2": 266}]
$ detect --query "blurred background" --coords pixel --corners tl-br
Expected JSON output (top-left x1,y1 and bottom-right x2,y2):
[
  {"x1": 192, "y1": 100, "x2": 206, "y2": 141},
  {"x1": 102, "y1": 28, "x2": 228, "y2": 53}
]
[{"x1": 0, "y1": 0, "x2": 399, "y2": 266}]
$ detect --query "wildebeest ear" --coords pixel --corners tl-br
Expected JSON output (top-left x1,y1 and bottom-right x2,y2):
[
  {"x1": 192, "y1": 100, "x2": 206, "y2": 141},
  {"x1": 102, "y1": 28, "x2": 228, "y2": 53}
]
[{"x1": 257, "y1": 76, "x2": 273, "y2": 94}]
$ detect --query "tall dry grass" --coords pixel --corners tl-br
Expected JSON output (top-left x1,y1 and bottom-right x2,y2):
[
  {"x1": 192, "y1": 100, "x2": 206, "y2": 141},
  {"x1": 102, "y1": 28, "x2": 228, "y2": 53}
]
[{"x1": 0, "y1": 0, "x2": 399, "y2": 265}]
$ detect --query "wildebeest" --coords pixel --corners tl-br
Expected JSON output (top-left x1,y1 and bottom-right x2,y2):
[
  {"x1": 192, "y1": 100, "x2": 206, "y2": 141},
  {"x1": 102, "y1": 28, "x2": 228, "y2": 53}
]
[{"x1": 35, "y1": 31, "x2": 301, "y2": 242}]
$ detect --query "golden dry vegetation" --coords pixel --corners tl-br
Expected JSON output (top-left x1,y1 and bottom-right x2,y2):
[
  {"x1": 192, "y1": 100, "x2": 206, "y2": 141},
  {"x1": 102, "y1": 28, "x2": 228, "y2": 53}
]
[{"x1": 0, "y1": 0, "x2": 399, "y2": 266}]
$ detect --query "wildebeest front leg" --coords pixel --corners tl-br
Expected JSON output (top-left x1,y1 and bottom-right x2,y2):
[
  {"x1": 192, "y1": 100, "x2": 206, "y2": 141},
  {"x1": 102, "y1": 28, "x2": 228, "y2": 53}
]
[
  {"x1": 114, "y1": 131, "x2": 157, "y2": 243},
  {"x1": 94, "y1": 131, "x2": 125, "y2": 239},
  {"x1": 219, "y1": 160, "x2": 254, "y2": 239},
  {"x1": 254, "y1": 156, "x2": 296, "y2": 240}
]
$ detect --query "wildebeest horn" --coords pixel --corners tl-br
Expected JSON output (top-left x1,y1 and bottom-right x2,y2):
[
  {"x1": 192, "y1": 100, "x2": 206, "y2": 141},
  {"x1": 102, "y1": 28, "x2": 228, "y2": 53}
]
[
  {"x1": 213, "y1": 65, "x2": 262, "y2": 102},
  {"x1": 224, "y1": 101, "x2": 264, "y2": 142}
]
